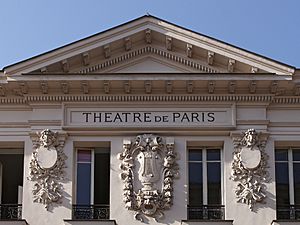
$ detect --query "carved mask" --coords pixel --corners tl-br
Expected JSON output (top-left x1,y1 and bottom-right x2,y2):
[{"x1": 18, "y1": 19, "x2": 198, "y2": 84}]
[{"x1": 118, "y1": 134, "x2": 179, "y2": 222}]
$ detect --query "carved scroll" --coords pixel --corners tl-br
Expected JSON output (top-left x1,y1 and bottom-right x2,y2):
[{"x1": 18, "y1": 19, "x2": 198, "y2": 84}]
[
  {"x1": 118, "y1": 134, "x2": 179, "y2": 222},
  {"x1": 28, "y1": 129, "x2": 67, "y2": 210},
  {"x1": 230, "y1": 129, "x2": 269, "y2": 210}
]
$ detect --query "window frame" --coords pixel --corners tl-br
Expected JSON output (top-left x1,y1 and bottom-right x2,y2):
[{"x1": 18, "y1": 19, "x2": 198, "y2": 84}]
[
  {"x1": 275, "y1": 147, "x2": 300, "y2": 205},
  {"x1": 275, "y1": 147, "x2": 300, "y2": 220},
  {"x1": 187, "y1": 146, "x2": 224, "y2": 206},
  {"x1": 75, "y1": 148, "x2": 95, "y2": 205}
]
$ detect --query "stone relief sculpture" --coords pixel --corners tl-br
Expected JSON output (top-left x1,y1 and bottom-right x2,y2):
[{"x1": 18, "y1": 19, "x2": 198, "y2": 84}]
[
  {"x1": 28, "y1": 129, "x2": 67, "y2": 210},
  {"x1": 118, "y1": 134, "x2": 179, "y2": 222},
  {"x1": 230, "y1": 129, "x2": 269, "y2": 211}
]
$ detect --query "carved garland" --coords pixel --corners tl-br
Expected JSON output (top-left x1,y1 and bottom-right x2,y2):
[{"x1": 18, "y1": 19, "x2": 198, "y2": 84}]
[
  {"x1": 118, "y1": 134, "x2": 179, "y2": 222},
  {"x1": 28, "y1": 129, "x2": 67, "y2": 210},
  {"x1": 230, "y1": 129, "x2": 269, "y2": 210}
]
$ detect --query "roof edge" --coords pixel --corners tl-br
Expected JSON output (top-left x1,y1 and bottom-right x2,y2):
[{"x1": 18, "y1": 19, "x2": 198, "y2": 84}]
[{"x1": 2, "y1": 14, "x2": 296, "y2": 73}]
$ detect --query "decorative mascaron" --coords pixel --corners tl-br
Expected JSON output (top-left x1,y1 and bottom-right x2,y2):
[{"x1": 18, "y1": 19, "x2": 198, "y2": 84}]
[
  {"x1": 230, "y1": 129, "x2": 269, "y2": 210},
  {"x1": 28, "y1": 129, "x2": 67, "y2": 210},
  {"x1": 118, "y1": 134, "x2": 179, "y2": 222}
]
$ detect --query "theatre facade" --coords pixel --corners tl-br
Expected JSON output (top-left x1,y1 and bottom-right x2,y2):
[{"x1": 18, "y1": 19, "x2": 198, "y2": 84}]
[{"x1": 0, "y1": 15, "x2": 299, "y2": 225}]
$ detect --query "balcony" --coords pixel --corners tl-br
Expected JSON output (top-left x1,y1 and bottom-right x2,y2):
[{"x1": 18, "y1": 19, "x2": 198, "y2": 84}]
[
  {"x1": 72, "y1": 205, "x2": 109, "y2": 220},
  {"x1": 64, "y1": 205, "x2": 115, "y2": 225},
  {"x1": 0, "y1": 204, "x2": 22, "y2": 220},
  {"x1": 188, "y1": 205, "x2": 225, "y2": 220},
  {"x1": 277, "y1": 205, "x2": 300, "y2": 220},
  {"x1": 273, "y1": 205, "x2": 300, "y2": 225},
  {"x1": 0, "y1": 204, "x2": 27, "y2": 225},
  {"x1": 185, "y1": 205, "x2": 232, "y2": 225},
  {"x1": 182, "y1": 221, "x2": 233, "y2": 225}
]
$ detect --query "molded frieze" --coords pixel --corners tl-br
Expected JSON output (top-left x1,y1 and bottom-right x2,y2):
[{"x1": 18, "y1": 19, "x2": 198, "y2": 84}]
[
  {"x1": 28, "y1": 129, "x2": 68, "y2": 210},
  {"x1": 230, "y1": 129, "x2": 269, "y2": 210},
  {"x1": 118, "y1": 134, "x2": 179, "y2": 222}
]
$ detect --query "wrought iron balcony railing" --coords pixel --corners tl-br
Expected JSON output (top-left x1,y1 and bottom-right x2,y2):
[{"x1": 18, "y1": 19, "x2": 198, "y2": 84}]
[
  {"x1": 72, "y1": 204, "x2": 109, "y2": 220},
  {"x1": 0, "y1": 204, "x2": 22, "y2": 220},
  {"x1": 188, "y1": 205, "x2": 225, "y2": 220},
  {"x1": 277, "y1": 205, "x2": 300, "y2": 220}
]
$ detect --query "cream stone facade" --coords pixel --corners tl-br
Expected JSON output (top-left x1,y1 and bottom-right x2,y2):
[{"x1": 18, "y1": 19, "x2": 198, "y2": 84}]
[{"x1": 0, "y1": 15, "x2": 300, "y2": 225}]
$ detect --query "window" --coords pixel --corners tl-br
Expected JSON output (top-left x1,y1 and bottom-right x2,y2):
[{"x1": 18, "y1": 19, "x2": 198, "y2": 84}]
[
  {"x1": 74, "y1": 148, "x2": 110, "y2": 220},
  {"x1": 275, "y1": 148, "x2": 300, "y2": 220},
  {"x1": 188, "y1": 148, "x2": 223, "y2": 220},
  {"x1": 0, "y1": 149, "x2": 23, "y2": 220}
]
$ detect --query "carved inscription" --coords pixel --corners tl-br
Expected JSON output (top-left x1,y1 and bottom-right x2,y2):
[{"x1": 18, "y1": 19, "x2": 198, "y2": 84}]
[{"x1": 82, "y1": 112, "x2": 215, "y2": 123}]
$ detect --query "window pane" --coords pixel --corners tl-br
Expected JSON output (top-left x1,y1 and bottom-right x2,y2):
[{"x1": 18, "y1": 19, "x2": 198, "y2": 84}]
[
  {"x1": 94, "y1": 151, "x2": 110, "y2": 204},
  {"x1": 275, "y1": 162, "x2": 290, "y2": 205},
  {"x1": 189, "y1": 162, "x2": 202, "y2": 205},
  {"x1": 76, "y1": 163, "x2": 91, "y2": 204},
  {"x1": 294, "y1": 163, "x2": 300, "y2": 204},
  {"x1": 189, "y1": 150, "x2": 202, "y2": 161},
  {"x1": 275, "y1": 149, "x2": 288, "y2": 161},
  {"x1": 0, "y1": 154, "x2": 23, "y2": 204},
  {"x1": 77, "y1": 150, "x2": 91, "y2": 162},
  {"x1": 207, "y1": 149, "x2": 220, "y2": 161},
  {"x1": 207, "y1": 162, "x2": 221, "y2": 204},
  {"x1": 293, "y1": 149, "x2": 300, "y2": 161}
]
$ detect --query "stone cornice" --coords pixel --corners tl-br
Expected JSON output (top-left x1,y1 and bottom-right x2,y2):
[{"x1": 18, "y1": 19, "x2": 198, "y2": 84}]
[{"x1": 6, "y1": 73, "x2": 292, "y2": 81}]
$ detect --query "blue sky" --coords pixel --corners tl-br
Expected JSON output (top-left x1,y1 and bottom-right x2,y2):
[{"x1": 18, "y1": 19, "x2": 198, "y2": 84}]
[{"x1": 1, "y1": 0, "x2": 299, "y2": 69}]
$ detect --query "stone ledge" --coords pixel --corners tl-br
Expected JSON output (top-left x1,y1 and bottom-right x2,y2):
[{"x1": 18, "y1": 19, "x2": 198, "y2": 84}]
[
  {"x1": 64, "y1": 220, "x2": 116, "y2": 225},
  {"x1": 0, "y1": 220, "x2": 28, "y2": 225},
  {"x1": 181, "y1": 220, "x2": 234, "y2": 225},
  {"x1": 272, "y1": 220, "x2": 300, "y2": 225}
]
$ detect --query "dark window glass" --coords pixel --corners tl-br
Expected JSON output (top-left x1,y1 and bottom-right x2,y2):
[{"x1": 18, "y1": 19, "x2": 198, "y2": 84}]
[
  {"x1": 293, "y1": 149, "x2": 300, "y2": 161},
  {"x1": 189, "y1": 162, "x2": 202, "y2": 205},
  {"x1": 275, "y1": 162, "x2": 290, "y2": 205},
  {"x1": 94, "y1": 151, "x2": 110, "y2": 204},
  {"x1": 207, "y1": 149, "x2": 220, "y2": 161},
  {"x1": 275, "y1": 149, "x2": 288, "y2": 161},
  {"x1": 76, "y1": 163, "x2": 91, "y2": 205},
  {"x1": 189, "y1": 150, "x2": 202, "y2": 161},
  {"x1": 293, "y1": 163, "x2": 300, "y2": 204},
  {"x1": 207, "y1": 162, "x2": 221, "y2": 204},
  {"x1": 0, "y1": 154, "x2": 23, "y2": 204}
]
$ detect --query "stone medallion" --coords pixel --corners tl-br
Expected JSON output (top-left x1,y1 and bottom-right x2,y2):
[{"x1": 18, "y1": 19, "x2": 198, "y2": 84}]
[
  {"x1": 240, "y1": 146, "x2": 261, "y2": 169},
  {"x1": 36, "y1": 146, "x2": 58, "y2": 169}
]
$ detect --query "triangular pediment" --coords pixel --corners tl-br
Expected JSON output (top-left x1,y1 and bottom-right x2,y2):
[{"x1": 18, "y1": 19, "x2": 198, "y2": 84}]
[{"x1": 3, "y1": 15, "x2": 295, "y2": 76}]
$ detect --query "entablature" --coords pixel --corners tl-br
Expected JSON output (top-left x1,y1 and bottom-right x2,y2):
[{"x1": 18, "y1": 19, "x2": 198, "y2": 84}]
[{"x1": 0, "y1": 73, "x2": 298, "y2": 98}]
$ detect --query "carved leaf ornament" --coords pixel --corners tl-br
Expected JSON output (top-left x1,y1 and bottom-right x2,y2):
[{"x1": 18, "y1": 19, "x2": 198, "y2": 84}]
[
  {"x1": 28, "y1": 129, "x2": 67, "y2": 210},
  {"x1": 230, "y1": 129, "x2": 270, "y2": 211},
  {"x1": 118, "y1": 134, "x2": 179, "y2": 222}
]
